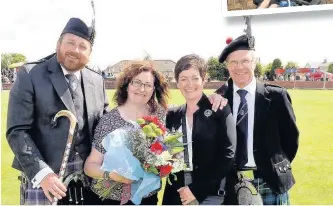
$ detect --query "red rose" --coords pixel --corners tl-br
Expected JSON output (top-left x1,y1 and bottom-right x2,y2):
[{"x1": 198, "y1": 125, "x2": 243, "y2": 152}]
[
  {"x1": 159, "y1": 165, "x2": 173, "y2": 177},
  {"x1": 150, "y1": 141, "x2": 163, "y2": 154}
]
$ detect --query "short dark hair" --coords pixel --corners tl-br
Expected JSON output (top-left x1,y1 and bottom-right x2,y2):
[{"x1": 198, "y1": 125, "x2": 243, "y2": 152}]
[
  {"x1": 113, "y1": 60, "x2": 169, "y2": 112},
  {"x1": 174, "y1": 54, "x2": 207, "y2": 82}
]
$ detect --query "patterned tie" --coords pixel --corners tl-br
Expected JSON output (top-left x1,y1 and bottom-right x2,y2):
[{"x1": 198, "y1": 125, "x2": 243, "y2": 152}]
[
  {"x1": 235, "y1": 89, "x2": 248, "y2": 169},
  {"x1": 65, "y1": 74, "x2": 79, "y2": 98},
  {"x1": 65, "y1": 73, "x2": 85, "y2": 161}
]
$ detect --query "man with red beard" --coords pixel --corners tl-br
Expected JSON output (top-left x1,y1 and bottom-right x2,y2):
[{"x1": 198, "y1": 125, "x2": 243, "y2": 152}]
[
  {"x1": 6, "y1": 17, "x2": 109, "y2": 205},
  {"x1": 215, "y1": 34, "x2": 299, "y2": 205}
]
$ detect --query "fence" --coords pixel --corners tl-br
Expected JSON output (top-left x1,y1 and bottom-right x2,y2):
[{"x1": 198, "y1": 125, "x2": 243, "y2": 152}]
[{"x1": 2, "y1": 80, "x2": 333, "y2": 91}]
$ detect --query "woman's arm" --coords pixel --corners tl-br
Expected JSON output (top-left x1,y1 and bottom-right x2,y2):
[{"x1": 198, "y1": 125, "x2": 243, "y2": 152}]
[{"x1": 84, "y1": 148, "x2": 133, "y2": 184}]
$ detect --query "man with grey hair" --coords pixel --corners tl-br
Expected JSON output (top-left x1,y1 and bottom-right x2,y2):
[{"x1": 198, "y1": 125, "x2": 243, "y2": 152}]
[{"x1": 215, "y1": 34, "x2": 299, "y2": 205}]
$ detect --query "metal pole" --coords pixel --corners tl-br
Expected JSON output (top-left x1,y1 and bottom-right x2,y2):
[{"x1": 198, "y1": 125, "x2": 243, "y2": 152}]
[
  {"x1": 293, "y1": 68, "x2": 297, "y2": 89},
  {"x1": 322, "y1": 58, "x2": 327, "y2": 89},
  {"x1": 323, "y1": 70, "x2": 327, "y2": 89}
]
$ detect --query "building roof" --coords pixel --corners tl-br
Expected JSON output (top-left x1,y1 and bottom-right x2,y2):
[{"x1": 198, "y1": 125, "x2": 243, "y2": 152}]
[
  {"x1": 304, "y1": 61, "x2": 332, "y2": 68},
  {"x1": 104, "y1": 59, "x2": 176, "y2": 73}
]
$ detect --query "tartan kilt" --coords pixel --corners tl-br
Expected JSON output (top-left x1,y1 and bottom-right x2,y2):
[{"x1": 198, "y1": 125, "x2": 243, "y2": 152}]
[
  {"x1": 20, "y1": 153, "x2": 84, "y2": 205},
  {"x1": 251, "y1": 177, "x2": 290, "y2": 205}
]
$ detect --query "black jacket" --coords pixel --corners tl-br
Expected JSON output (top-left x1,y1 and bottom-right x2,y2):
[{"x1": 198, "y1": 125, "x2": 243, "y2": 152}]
[
  {"x1": 162, "y1": 93, "x2": 237, "y2": 204},
  {"x1": 216, "y1": 78, "x2": 299, "y2": 195}
]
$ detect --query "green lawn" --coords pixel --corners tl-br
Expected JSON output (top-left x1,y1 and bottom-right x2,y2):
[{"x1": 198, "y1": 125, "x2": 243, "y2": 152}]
[{"x1": 2, "y1": 89, "x2": 333, "y2": 205}]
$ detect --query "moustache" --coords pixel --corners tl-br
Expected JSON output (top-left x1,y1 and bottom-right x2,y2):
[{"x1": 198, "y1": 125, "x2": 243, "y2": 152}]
[{"x1": 65, "y1": 52, "x2": 80, "y2": 59}]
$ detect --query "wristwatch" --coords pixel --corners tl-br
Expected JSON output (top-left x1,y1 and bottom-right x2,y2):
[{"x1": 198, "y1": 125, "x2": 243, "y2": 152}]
[{"x1": 103, "y1": 171, "x2": 110, "y2": 180}]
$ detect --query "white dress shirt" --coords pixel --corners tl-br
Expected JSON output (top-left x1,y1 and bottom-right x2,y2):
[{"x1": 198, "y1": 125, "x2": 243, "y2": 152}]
[
  {"x1": 177, "y1": 117, "x2": 193, "y2": 171},
  {"x1": 31, "y1": 66, "x2": 81, "y2": 188},
  {"x1": 233, "y1": 78, "x2": 257, "y2": 167}
]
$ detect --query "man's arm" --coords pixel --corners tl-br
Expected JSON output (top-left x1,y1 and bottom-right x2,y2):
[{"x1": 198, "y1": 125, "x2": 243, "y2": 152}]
[
  {"x1": 102, "y1": 79, "x2": 110, "y2": 114},
  {"x1": 6, "y1": 67, "x2": 50, "y2": 181},
  {"x1": 216, "y1": 105, "x2": 237, "y2": 181},
  {"x1": 278, "y1": 89, "x2": 299, "y2": 162}
]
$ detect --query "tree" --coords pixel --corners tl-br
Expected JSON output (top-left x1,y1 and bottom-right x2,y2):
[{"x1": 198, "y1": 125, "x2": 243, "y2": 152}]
[
  {"x1": 263, "y1": 63, "x2": 272, "y2": 74},
  {"x1": 267, "y1": 58, "x2": 282, "y2": 80},
  {"x1": 254, "y1": 63, "x2": 263, "y2": 78},
  {"x1": 285, "y1": 61, "x2": 298, "y2": 69},
  {"x1": 11, "y1": 53, "x2": 26, "y2": 64},
  {"x1": 262, "y1": 63, "x2": 272, "y2": 80},
  {"x1": 328, "y1": 63, "x2": 333, "y2": 74},
  {"x1": 1, "y1": 53, "x2": 27, "y2": 69},
  {"x1": 206, "y1": 57, "x2": 229, "y2": 81},
  {"x1": 1, "y1": 53, "x2": 12, "y2": 69}
]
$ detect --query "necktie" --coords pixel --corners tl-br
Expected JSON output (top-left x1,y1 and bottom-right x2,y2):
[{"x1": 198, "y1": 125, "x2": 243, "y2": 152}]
[
  {"x1": 65, "y1": 74, "x2": 79, "y2": 99},
  {"x1": 235, "y1": 89, "x2": 248, "y2": 169},
  {"x1": 65, "y1": 73, "x2": 85, "y2": 161},
  {"x1": 65, "y1": 74, "x2": 83, "y2": 127}
]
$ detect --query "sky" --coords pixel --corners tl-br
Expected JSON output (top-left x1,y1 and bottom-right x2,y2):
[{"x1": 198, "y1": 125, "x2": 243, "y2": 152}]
[{"x1": 1, "y1": 0, "x2": 333, "y2": 69}]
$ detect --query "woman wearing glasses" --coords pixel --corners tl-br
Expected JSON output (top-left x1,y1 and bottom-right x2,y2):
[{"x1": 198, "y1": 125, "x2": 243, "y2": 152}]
[{"x1": 84, "y1": 61, "x2": 169, "y2": 205}]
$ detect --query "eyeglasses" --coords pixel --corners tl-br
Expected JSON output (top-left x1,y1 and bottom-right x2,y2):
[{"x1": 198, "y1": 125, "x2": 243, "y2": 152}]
[
  {"x1": 63, "y1": 40, "x2": 90, "y2": 53},
  {"x1": 226, "y1": 59, "x2": 254, "y2": 68},
  {"x1": 130, "y1": 79, "x2": 154, "y2": 91}
]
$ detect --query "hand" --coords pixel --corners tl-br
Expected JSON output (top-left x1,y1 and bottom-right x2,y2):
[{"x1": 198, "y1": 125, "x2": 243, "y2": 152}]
[
  {"x1": 109, "y1": 172, "x2": 134, "y2": 184},
  {"x1": 40, "y1": 173, "x2": 67, "y2": 202},
  {"x1": 177, "y1": 186, "x2": 197, "y2": 205},
  {"x1": 208, "y1": 93, "x2": 228, "y2": 112}
]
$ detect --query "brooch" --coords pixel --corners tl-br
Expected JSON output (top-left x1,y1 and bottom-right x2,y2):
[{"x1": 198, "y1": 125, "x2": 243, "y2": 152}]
[{"x1": 204, "y1": 109, "x2": 212, "y2": 118}]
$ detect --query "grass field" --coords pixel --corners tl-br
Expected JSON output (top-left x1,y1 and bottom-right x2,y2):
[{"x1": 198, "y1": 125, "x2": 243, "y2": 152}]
[{"x1": 1, "y1": 89, "x2": 333, "y2": 205}]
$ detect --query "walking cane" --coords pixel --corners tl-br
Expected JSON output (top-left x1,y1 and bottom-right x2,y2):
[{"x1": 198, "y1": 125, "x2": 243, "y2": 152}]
[{"x1": 51, "y1": 110, "x2": 78, "y2": 205}]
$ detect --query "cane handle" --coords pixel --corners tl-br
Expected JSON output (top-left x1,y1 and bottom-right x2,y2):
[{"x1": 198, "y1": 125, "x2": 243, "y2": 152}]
[{"x1": 51, "y1": 110, "x2": 78, "y2": 205}]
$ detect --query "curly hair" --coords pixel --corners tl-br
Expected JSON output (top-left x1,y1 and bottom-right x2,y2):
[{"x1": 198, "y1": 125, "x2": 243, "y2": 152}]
[{"x1": 113, "y1": 60, "x2": 169, "y2": 113}]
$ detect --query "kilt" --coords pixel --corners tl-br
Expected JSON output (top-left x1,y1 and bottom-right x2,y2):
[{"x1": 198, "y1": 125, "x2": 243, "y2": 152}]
[
  {"x1": 251, "y1": 177, "x2": 290, "y2": 205},
  {"x1": 20, "y1": 153, "x2": 84, "y2": 205}
]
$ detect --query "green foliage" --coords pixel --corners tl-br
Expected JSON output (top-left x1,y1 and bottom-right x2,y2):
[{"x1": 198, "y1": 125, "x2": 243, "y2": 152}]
[
  {"x1": 285, "y1": 61, "x2": 299, "y2": 69},
  {"x1": 254, "y1": 63, "x2": 263, "y2": 78},
  {"x1": 1, "y1": 53, "x2": 26, "y2": 69},
  {"x1": 268, "y1": 58, "x2": 282, "y2": 80},
  {"x1": 271, "y1": 58, "x2": 282, "y2": 70},
  {"x1": 262, "y1": 63, "x2": 272, "y2": 80},
  {"x1": 206, "y1": 57, "x2": 229, "y2": 81},
  {"x1": 328, "y1": 63, "x2": 333, "y2": 74}
]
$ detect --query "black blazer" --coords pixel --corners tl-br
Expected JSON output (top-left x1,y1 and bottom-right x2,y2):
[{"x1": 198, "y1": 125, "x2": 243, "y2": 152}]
[
  {"x1": 162, "y1": 93, "x2": 237, "y2": 204},
  {"x1": 216, "y1": 78, "x2": 299, "y2": 194}
]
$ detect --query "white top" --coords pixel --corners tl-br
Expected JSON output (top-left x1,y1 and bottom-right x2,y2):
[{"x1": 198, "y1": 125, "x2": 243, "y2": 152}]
[
  {"x1": 31, "y1": 66, "x2": 81, "y2": 188},
  {"x1": 233, "y1": 77, "x2": 257, "y2": 167},
  {"x1": 177, "y1": 117, "x2": 193, "y2": 171}
]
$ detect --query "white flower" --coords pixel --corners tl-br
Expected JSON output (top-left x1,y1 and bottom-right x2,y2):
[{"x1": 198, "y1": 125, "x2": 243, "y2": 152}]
[{"x1": 160, "y1": 151, "x2": 172, "y2": 161}]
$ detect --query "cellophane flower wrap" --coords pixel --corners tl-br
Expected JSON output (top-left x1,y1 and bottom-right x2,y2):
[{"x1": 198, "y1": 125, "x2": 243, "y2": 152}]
[{"x1": 93, "y1": 116, "x2": 187, "y2": 205}]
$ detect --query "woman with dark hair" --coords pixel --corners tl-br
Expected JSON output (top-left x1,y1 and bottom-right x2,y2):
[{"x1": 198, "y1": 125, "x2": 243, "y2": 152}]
[
  {"x1": 84, "y1": 60, "x2": 169, "y2": 205},
  {"x1": 162, "y1": 54, "x2": 237, "y2": 205}
]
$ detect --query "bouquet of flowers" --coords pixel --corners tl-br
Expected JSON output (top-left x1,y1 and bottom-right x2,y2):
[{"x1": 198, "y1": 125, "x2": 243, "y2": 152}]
[{"x1": 93, "y1": 116, "x2": 187, "y2": 205}]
